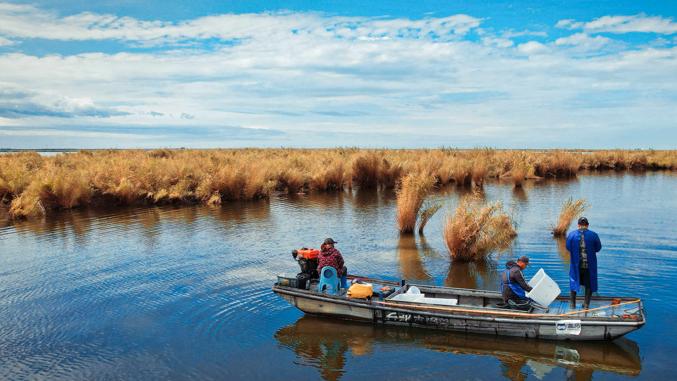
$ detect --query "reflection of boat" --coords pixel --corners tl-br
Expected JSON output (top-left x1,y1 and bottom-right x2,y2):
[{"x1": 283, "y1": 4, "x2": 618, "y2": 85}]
[
  {"x1": 276, "y1": 316, "x2": 641, "y2": 381},
  {"x1": 273, "y1": 276, "x2": 646, "y2": 341}
]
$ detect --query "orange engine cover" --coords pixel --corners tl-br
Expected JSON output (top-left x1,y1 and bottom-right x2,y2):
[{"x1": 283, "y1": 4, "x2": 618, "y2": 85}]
[{"x1": 297, "y1": 248, "x2": 320, "y2": 260}]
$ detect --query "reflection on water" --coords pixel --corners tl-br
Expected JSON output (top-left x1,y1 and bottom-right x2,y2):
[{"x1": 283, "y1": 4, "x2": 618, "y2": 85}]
[
  {"x1": 276, "y1": 316, "x2": 641, "y2": 381},
  {"x1": 512, "y1": 186, "x2": 528, "y2": 204},
  {"x1": 556, "y1": 237, "x2": 571, "y2": 264},
  {"x1": 444, "y1": 260, "x2": 497, "y2": 290},
  {"x1": 396, "y1": 235, "x2": 432, "y2": 281},
  {"x1": 0, "y1": 173, "x2": 675, "y2": 379}
]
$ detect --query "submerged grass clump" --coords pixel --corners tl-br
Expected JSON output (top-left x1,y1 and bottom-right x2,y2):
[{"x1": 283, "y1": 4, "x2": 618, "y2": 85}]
[
  {"x1": 418, "y1": 202, "x2": 442, "y2": 235},
  {"x1": 396, "y1": 172, "x2": 436, "y2": 234},
  {"x1": 552, "y1": 197, "x2": 588, "y2": 237},
  {"x1": 443, "y1": 197, "x2": 517, "y2": 262},
  {"x1": 0, "y1": 148, "x2": 674, "y2": 219}
]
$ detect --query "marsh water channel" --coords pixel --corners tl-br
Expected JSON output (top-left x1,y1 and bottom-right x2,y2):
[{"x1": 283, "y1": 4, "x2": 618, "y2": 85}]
[{"x1": 1, "y1": 172, "x2": 676, "y2": 380}]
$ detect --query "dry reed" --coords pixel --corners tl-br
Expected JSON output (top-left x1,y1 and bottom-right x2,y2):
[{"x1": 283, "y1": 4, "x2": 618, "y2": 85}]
[
  {"x1": 471, "y1": 158, "x2": 488, "y2": 189},
  {"x1": 511, "y1": 162, "x2": 528, "y2": 188},
  {"x1": 418, "y1": 202, "x2": 442, "y2": 235},
  {"x1": 552, "y1": 197, "x2": 588, "y2": 237},
  {"x1": 396, "y1": 172, "x2": 436, "y2": 234},
  {"x1": 1, "y1": 148, "x2": 674, "y2": 219},
  {"x1": 443, "y1": 197, "x2": 517, "y2": 262}
]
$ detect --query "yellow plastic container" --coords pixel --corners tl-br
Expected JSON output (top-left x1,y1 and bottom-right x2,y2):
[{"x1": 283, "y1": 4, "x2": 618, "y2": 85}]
[{"x1": 347, "y1": 283, "x2": 373, "y2": 299}]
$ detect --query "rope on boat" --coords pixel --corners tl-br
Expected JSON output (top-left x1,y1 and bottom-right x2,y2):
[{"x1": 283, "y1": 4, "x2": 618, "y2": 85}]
[{"x1": 374, "y1": 299, "x2": 642, "y2": 319}]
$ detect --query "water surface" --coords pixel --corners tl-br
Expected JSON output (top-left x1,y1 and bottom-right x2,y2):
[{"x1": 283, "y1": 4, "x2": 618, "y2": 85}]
[{"x1": 1, "y1": 172, "x2": 675, "y2": 380}]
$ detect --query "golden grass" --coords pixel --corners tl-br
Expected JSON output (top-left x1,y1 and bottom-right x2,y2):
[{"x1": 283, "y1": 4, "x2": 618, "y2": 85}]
[
  {"x1": 443, "y1": 196, "x2": 517, "y2": 262},
  {"x1": 0, "y1": 148, "x2": 674, "y2": 219},
  {"x1": 418, "y1": 202, "x2": 442, "y2": 235},
  {"x1": 552, "y1": 197, "x2": 588, "y2": 237},
  {"x1": 396, "y1": 172, "x2": 436, "y2": 234},
  {"x1": 471, "y1": 158, "x2": 488, "y2": 189},
  {"x1": 508, "y1": 154, "x2": 530, "y2": 188}
]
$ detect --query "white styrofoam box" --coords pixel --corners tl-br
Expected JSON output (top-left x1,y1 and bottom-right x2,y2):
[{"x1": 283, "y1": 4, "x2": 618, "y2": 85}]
[
  {"x1": 391, "y1": 293, "x2": 425, "y2": 302},
  {"x1": 527, "y1": 268, "x2": 546, "y2": 289},
  {"x1": 526, "y1": 268, "x2": 561, "y2": 307},
  {"x1": 419, "y1": 297, "x2": 458, "y2": 306}
]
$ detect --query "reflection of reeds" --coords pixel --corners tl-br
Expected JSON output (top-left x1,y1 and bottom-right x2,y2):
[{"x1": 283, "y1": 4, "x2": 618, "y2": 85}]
[
  {"x1": 444, "y1": 260, "x2": 491, "y2": 289},
  {"x1": 552, "y1": 197, "x2": 588, "y2": 237},
  {"x1": 397, "y1": 235, "x2": 431, "y2": 280},
  {"x1": 556, "y1": 237, "x2": 570, "y2": 264},
  {"x1": 443, "y1": 197, "x2": 517, "y2": 262},
  {"x1": 396, "y1": 172, "x2": 435, "y2": 234},
  {"x1": 1, "y1": 148, "x2": 675, "y2": 219}
]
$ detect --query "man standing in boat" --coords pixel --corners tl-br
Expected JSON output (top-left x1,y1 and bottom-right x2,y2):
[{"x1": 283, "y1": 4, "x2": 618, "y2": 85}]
[
  {"x1": 566, "y1": 217, "x2": 602, "y2": 310},
  {"x1": 317, "y1": 238, "x2": 348, "y2": 288},
  {"x1": 501, "y1": 256, "x2": 533, "y2": 309}
]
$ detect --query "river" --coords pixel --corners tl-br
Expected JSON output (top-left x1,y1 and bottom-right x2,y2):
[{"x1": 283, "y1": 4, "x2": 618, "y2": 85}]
[{"x1": 1, "y1": 172, "x2": 675, "y2": 380}]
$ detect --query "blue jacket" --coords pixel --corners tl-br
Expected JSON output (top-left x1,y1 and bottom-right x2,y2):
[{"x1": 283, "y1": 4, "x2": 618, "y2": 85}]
[{"x1": 565, "y1": 228, "x2": 602, "y2": 292}]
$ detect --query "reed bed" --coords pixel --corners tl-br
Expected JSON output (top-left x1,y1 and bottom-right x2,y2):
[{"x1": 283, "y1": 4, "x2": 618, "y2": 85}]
[
  {"x1": 552, "y1": 197, "x2": 588, "y2": 237},
  {"x1": 1, "y1": 149, "x2": 674, "y2": 219},
  {"x1": 443, "y1": 197, "x2": 517, "y2": 262}
]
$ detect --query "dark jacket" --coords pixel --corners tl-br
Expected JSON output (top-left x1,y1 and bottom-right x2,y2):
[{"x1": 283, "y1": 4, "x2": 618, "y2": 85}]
[
  {"x1": 566, "y1": 228, "x2": 601, "y2": 292},
  {"x1": 501, "y1": 261, "x2": 533, "y2": 302},
  {"x1": 317, "y1": 247, "x2": 345, "y2": 277}
]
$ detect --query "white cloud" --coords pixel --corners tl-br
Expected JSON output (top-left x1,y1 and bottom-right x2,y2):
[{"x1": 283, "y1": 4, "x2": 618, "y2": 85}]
[
  {"x1": 0, "y1": 3, "x2": 675, "y2": 147},
  {"x1": 516, "y1": 41, "x2": 548, "y2": 54},
  {"x1": 555, "y1": 33, "x2": 612, "y2": 51},
  {"x1": 482, "y1": 36, "x2": 513, "y2": 48},
  {"x1": 502, "y1": 30, "x2": 548, "y2": 39},
  {"x1": 0, "y1": 87, "x2": 128, "y2": 119},
  {"x1": 0, "y1": 36, "x2": 13, "y2": 46},
  {"x1": 0, "y1": 3, "x2": 480, "y2": 45},
  {"x1": 557, "y1": 14, "x2": 677, "y2": 34}
]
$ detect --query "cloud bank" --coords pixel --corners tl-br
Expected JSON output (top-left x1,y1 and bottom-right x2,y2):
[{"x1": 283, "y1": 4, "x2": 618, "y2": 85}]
[{"x1": 0, "y1": 3, "x2": 675, "y2": 148}]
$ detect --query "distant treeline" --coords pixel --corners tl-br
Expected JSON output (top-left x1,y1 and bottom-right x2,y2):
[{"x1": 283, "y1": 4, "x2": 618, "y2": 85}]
[{"x1": 0, "y1": 148, "x2": 675, "y2": 219}]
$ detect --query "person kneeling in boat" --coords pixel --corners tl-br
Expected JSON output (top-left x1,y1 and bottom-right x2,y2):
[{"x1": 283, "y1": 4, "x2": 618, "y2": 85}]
[
  {"x1": 501, "y1": 256, "x2": 533, "y2": 310},
  {"x1": 317, "y1": 238, "x2": 348, "y2": 288}
]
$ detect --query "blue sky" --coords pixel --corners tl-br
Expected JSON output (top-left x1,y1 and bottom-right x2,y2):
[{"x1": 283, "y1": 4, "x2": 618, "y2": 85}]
[{"x1": 0, "y1": 1, "x2": 676, "y2": 148}]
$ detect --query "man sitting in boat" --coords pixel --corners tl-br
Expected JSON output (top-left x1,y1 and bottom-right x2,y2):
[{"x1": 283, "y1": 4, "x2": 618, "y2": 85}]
[
  {"x1": 317, "y1": 238, "x2": 348, "y2": 288},
  {"x1": 501, "y1": 256, "x2": 533, "y2": 310}
]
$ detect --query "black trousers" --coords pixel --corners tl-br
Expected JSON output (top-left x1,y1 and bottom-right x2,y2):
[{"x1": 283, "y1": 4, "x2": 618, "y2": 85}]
[
  {"x1": 579, "y1": 267, "x2": 591, "y2": 288},
  {"x1": 570, "y1": 266, "x2": 593, "y2": 308}
]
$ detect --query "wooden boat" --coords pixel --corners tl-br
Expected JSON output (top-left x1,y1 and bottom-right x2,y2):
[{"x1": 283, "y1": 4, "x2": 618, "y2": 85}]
[{"x1": 273, "y1": 275, "x2": 646, "y2": 341}]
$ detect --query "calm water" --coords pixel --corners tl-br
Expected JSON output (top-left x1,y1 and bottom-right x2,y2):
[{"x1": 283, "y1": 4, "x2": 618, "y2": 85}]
[{"x1": 1, "y1": 173, "x2": 675, "y2": 380}]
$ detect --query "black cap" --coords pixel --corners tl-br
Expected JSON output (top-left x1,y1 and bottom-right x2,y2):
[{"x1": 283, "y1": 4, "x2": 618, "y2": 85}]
[
  {"x1": 323, "y1": 238, "x2": 338, "y2": 245},
  {"x1": 518, "y1": 256, "x2": 529, "y2": 264},
  {"x1": 578, "y1": 217, "x2": 589, "y2": 226}
]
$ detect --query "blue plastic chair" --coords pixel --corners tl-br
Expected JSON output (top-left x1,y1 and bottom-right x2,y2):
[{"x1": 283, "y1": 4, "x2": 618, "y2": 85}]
[{"x1": 318, "y1": 266, "x2": 340, "y2": 295}]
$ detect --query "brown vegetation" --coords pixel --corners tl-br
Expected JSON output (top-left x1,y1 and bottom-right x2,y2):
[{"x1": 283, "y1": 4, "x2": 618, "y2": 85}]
[
  {"x1": 396, "y1": 172, "x2": 436, "y2": 234},
  {"x1": 508, "y1": 154, "x2": 531, "y2": 188},
  {"x1": 0, "y1": 149, "x2": 674, "y2": 219},
  {"x1": 418, "y1": 202, "x2": 442, "y2": 235},
  {"x1": 443, "y1": 197, "x2": 517, "y2": 262},
  {"x1": 552, "y1": 197, "x2": 588, "y2": 237}
]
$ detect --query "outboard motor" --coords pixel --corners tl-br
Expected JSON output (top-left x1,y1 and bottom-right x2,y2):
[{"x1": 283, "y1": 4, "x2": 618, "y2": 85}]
[{"x1": 292, "y1": 248, "x2": 320, "y2": 289}]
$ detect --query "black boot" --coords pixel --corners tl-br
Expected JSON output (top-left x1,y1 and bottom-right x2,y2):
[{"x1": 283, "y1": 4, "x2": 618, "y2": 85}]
[
  {"x1": 569, "y1": 291, "x2": 577, "y2": 309},
  {"x1": 583, "y1": 287, "x2": 592, "y2": 310}
]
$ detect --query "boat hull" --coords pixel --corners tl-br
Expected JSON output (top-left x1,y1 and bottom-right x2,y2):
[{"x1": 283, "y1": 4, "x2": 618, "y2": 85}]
[{"x1": 274, "y1": 284, "x2": 645, "y2": 341}]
